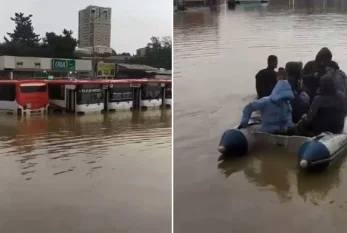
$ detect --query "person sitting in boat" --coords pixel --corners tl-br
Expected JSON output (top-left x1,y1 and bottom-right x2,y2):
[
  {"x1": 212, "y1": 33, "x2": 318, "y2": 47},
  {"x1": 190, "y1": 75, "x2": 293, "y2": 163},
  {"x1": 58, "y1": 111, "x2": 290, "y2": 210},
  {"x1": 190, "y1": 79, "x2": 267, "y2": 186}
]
[
  {"x1": 285, "y1": 61, "x2": 310, "y2": 123},
  {"x1": 297, "y1": 74, "x2": 346, "y2": 136},
  {"x1": 255, "y1": 55, "x2": 278, "y2": 99},
  {"x1": 302, "y1": 47, "x2": 338, "y2": 101},
  {"x1": 239, "y1": 69, "x2": 294, "y2": 134},
  {"x1": 325, "y1": 61, "x2": 347, "y2": 102}
]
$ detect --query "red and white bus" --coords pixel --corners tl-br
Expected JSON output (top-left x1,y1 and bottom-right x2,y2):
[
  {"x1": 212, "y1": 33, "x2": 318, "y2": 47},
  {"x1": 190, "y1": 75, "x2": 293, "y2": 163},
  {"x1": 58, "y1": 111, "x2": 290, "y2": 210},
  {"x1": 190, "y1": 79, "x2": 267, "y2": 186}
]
[
  {"x1": 0, "y1": 80, "x2": 48, "y2": 116},
  {"x1": 47, "y1": 80, "x2": 109, "y2": 114},
  {"x1": 107, "y1": 80, "x2": 134, "y2": 111}
]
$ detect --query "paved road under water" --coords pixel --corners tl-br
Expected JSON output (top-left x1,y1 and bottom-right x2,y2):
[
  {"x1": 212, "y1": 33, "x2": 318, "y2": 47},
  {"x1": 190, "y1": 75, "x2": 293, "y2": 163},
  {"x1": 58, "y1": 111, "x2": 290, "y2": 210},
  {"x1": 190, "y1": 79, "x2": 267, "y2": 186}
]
[
  {"x1": 0, "y1": 110, "x2": 171, "y2": 233},
  {"x1": 174, "y1": 1, "x2": 347, "y2": 232}
]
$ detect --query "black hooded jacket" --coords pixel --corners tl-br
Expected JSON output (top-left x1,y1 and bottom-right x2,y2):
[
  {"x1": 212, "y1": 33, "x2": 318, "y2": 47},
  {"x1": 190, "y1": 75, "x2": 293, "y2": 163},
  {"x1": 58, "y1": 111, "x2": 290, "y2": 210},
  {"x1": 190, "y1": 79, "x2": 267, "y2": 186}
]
[
  {"x1": 302, "y1": 48, "x2": 337, "y2": 100},
  {"x1": 298, "y1": 74, "x2": 346, "y2": 136}
]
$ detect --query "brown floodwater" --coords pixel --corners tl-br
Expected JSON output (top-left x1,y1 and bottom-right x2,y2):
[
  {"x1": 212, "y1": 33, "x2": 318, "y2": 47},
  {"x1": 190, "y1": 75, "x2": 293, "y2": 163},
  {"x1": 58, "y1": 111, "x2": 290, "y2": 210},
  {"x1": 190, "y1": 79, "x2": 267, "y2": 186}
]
[
  {"x1": 0, "y1": 110, "x2": 171, "y2": 233},
  {"x1": 174, "y1": 1, "x2": 347, "y2": 232}
]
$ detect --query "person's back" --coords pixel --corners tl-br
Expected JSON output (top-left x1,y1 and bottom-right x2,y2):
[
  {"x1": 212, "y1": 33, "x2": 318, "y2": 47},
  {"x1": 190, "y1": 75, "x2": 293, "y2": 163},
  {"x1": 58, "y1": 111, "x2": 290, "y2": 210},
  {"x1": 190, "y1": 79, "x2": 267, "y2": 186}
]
[
  {"x1": 297, "y1": 74, "x2": 346, "y2": 136},
  {"x1": 240, "y1": 79, "x2": 294, "y2": 133},
  {"x1": 326, "y1": 61, "x2": 347, "y2": 101},
  {"x1": 310, "y1": 105, "x2": 345, "y2": 134},
  {"x1": 255, "y1": 55, "x2": 278, "y2": 99},
  {"x1": 290, "y1": 89, "x2": 310, "y2": 123},
  {"x1": 285, "y1": 62, "x2": 310, "y2": 123}
]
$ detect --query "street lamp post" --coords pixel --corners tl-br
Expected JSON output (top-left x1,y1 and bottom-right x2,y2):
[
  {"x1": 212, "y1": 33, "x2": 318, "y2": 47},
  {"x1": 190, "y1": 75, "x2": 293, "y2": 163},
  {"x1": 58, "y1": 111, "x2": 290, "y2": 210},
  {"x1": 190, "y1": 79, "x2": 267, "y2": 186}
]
[{"x1": 91, "y1": 8, "x2": 107, "y2": 79}]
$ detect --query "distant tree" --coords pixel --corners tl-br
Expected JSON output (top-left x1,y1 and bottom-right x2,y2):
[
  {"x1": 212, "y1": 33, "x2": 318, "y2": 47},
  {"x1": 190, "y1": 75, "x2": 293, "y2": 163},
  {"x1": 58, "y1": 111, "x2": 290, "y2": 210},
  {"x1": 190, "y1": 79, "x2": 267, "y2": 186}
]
[
  {"x1": 111, "y1": 49, "x2": 117, "y2": 55},
  {"x1": 43, "y1": 29, "x2": 78, "y2": 58},
  {"x1": 4, "y1": 13, "x2": 40, "y2": 47},
  {"x1": 119, "y1": 52, "x2": 131, "y2": 56},
  {"x1": 131, "y1": 36, "x2": 172, "y2": 70},
  {"x1": 100, "y1": 52, "x2": 112, "y2": 57}
]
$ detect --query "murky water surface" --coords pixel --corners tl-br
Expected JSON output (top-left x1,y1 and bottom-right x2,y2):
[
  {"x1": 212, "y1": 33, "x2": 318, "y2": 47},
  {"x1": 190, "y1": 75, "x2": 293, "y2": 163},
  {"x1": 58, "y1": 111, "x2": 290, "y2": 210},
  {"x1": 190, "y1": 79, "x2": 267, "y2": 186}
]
[
  {"x1": 0, "y1": 110, "x2": 171, "y2": 233},
  {"x1": 174, "y1": 1, "x2": 347, "y2": 232}
]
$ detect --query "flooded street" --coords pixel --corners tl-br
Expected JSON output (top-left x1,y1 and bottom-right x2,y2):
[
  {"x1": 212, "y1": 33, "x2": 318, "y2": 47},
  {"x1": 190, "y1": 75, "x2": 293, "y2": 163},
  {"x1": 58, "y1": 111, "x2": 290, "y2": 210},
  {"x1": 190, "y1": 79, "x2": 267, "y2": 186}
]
[
  {"x1": 0, "y1": 110, "x2": 171, "y2": 233},
  {"x1": 174, "y1": 1, "x2": 347, "y2": 232}
]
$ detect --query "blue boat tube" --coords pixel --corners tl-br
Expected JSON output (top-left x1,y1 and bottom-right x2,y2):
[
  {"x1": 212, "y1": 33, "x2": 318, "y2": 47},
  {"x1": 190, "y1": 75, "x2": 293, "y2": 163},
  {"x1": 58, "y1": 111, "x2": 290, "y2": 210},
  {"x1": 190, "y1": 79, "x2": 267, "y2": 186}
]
[
  {"x1": 218, "y1": 120, "x2": 261, "y2": 156},
  {"x1": 298, "y1": 133, "x2": 347, "y2": 171},
  {"x1": 218, "y1": 129, "x2": 249, "y2": 156}
]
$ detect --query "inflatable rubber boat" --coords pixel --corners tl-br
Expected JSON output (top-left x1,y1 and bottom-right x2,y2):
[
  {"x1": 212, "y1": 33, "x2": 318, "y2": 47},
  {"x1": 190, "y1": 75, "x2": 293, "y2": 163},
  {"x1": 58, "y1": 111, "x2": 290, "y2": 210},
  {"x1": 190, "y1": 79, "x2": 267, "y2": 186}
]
[{"x1": 218, "y1": 117, "x2": 347, "y2": 171}]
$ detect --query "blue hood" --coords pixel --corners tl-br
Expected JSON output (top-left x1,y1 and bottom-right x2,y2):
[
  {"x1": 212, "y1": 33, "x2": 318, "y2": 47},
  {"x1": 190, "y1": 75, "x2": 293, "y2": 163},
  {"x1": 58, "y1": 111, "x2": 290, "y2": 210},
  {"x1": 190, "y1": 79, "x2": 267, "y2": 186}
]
[{"x1": 270, "y1": 80, "x2": 294, "y2": 102}]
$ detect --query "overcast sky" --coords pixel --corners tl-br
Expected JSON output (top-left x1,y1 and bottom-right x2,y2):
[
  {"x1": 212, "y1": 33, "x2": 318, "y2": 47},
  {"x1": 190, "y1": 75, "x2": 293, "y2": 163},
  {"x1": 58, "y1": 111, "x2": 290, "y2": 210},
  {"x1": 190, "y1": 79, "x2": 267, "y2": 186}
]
[{"x1": 0, "y1": 0, "x2": 172, "y2": 54}]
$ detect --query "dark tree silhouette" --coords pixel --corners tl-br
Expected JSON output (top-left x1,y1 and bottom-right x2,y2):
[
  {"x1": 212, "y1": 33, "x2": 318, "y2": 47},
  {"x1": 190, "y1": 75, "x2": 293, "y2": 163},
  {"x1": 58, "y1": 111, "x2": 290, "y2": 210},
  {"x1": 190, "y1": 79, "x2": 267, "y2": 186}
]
[
  {"x1": 131, "y1": 36, "x2": 172, "y2": 70},
  {"x1": 43, "y1": 29, "x2": 78, "y2": 58},
  {"x1": 0, "y1": 13, "x2": 78, "y2": 58},
  {"x1": 4, "y1": 13, "x2": 40, "y2": 47}
]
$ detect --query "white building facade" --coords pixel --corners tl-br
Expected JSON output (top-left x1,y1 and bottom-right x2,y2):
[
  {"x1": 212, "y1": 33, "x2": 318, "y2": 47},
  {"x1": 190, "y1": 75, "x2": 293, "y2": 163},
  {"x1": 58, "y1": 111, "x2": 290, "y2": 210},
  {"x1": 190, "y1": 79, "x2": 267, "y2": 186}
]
[{"x1": 0, "y1": 56, "x2": 92, "y2": 79}]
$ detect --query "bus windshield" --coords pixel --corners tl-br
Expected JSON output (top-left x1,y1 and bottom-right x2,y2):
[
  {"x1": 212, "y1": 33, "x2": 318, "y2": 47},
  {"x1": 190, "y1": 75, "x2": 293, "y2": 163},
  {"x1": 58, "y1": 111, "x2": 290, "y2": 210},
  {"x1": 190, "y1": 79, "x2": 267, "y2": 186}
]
[
  {"x1": 109, "y1": 86, "x2": 132, "y2": 102},
  {"x1": 20, "y1": 84, "x2": 47, "y2": 93},
  {"x1": 76, "y1": 90, "x2": 103, "y2": 105}
]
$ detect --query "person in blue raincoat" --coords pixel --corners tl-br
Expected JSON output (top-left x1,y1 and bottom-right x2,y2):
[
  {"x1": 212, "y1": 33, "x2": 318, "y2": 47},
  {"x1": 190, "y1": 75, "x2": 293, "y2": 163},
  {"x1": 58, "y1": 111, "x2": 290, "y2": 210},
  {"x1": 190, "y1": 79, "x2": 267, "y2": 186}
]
[{"x1": 238, "y1": 69, "x2": 295, "y2": 134}]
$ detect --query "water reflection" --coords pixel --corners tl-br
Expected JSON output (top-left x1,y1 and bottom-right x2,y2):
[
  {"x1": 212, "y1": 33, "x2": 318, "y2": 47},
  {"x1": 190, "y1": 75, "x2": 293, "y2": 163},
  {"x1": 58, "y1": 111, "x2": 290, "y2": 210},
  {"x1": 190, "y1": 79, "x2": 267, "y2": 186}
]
[
  {"x1": 0, "y1": 110, "x2": 171, "y2": 179},
  {"x1": 218, "y1": 151, "x2": 293, "y2": 203},
  {"x1": 296, "y1": 160, "x2": 343, "y2": 204},
  {"x1": 218, "y1": 150, "x2": 344, "y2": 204}
]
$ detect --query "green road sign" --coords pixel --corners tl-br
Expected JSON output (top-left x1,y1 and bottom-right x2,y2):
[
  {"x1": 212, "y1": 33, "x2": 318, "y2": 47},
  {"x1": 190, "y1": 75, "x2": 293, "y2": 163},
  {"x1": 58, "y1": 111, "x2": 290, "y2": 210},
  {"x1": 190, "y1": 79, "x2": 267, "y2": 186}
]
[{"x1": 52, "y1": 59, "x2": 76, "y2": 71}]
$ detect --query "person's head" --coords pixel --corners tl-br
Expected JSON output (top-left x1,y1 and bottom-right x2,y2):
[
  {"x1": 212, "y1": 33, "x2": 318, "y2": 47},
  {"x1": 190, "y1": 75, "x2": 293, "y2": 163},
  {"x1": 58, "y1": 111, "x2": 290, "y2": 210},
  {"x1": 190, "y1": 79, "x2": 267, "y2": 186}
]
[
  {"x1": 267, "y1": 55, "x2": 278, "y2": 69},
  {"x1": 319, "y1": 74, "x2": 336, "y2": 96},
  {"x1": 270, "y1": 80, "x2": 294, "y2": 103},
  {"x1": 315, "y1": 47, "x2": 332, "y2": 66},
  {"x1": 326, "y1": 61, "x2": 339, "y2": 75},
  {"x1": 277, "y1": 67, "x2": 287, "y2": 81},
  {"x1": 285, "y1": 61, "x2": 303, "y2": 80}
]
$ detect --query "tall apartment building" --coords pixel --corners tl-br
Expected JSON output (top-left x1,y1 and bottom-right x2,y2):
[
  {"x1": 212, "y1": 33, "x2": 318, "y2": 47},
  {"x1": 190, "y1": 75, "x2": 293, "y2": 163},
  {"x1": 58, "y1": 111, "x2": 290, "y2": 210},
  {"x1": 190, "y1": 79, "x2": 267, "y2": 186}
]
[{"x1": 78, "y1": 5, "x2": 112, "y2": 48}]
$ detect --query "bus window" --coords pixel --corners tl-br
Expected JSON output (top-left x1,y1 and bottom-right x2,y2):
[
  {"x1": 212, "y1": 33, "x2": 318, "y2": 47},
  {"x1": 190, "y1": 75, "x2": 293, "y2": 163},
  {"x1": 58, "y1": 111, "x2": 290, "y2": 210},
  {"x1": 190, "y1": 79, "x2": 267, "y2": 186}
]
[
  {"x1": 141, "y1": 85, "x2": 161, "y2": 100},
  {"x1": 76, "y1": 89, "x2": 103, "y2": 105},
  {"x1": 0, "y1": 84, "x2": 16, "y2": 101},
  {"x1": 122, "y1": 92, "x2": 132, "y2": 100},
  {"x1": 21, "y1": 85, "x2": 47, "y2": 93},
  {"x1": 48, "y1": 84, "x2": 65, "y2": 100},
  {"x1": 111, "y1": 93, "x2": 122, "y2": 101},
  {"x1": 109, "y1": 85, "x2": 133, "y2": 102}
]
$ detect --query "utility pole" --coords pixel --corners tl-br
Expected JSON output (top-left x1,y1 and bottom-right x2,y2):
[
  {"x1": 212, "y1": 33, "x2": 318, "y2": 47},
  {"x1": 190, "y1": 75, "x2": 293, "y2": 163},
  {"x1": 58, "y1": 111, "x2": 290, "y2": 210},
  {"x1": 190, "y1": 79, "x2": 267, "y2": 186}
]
[{"x1": 91, "y1": 8, "x2": 107, "y2": 79}]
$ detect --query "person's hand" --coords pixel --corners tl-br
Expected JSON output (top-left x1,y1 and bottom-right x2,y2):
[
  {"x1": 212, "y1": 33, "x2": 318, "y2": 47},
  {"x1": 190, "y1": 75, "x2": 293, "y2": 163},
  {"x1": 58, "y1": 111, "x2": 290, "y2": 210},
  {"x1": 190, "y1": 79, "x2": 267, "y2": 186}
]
[
  {"x1": 237, "y1": 123, "x2": 247, "y2": 130},
  {"x1": 296, "y1": 114, "x2": 307, "y2": 128},
  {"x1": 314, "y1": 72, "x2": 319, "y2": 78}
]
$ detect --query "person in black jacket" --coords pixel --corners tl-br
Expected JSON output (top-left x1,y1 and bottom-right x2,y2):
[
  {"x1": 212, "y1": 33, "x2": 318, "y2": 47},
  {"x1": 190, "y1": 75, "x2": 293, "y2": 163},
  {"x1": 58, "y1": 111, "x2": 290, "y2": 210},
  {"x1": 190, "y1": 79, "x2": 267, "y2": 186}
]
[
  {"x1": 285, "y1": 62, "x2": 310, "y2": 123},
  {"x1": 297, "y1": 74, "x2": 346, "y2": 136},
  {"x1": 302, "y1": 47, "x2": 339, "y2": 101},
  {"x1": 255, "y1": 55, "x2": 278, "y2": 99}
]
